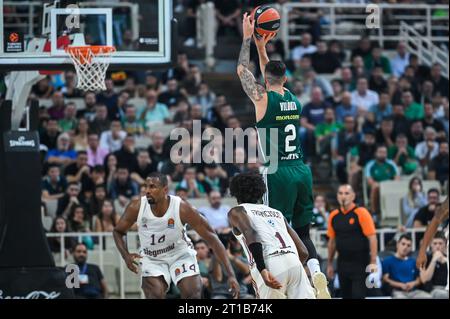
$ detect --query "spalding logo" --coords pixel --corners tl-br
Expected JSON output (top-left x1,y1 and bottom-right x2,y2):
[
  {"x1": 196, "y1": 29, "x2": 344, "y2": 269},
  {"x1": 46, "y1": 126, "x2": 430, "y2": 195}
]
[
  {"x1": 272, "y1": 23, "x2": 280, "y2": 29},
  {"x1": 257, "y1": 9, "x2": 262, "y2": 13}
]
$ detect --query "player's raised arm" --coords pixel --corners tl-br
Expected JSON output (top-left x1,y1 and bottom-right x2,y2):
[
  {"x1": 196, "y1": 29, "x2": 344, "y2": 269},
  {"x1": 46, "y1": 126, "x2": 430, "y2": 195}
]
[
  {"x1": 180, "y1": 201, "x2": 240, "y2": 298},
  {"x1": 237, "y1": 13, "x2": 267, "y2": 104},
  {"x1": 417, "y1": 196, "x2": 449, "y2": 269},
  {"x1": 254, "y1": 33, "x2": 276, "y2": 79},
  {"x1": 113, "y1": 199, "x2": 141, "y2": 274},
  {"x1": 228, "y1": 207, "x2": 282, "y2": 289}
]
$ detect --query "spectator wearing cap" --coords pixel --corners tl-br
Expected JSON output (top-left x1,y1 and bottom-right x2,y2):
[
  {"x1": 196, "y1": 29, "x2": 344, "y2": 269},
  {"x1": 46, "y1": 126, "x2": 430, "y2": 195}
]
[
  {"x1": 99, "y1": 120, "x2": 127, "y2": 154},
  {"x1": 388, "y1": 134, "x2": 418, "y2": 176},
  {"x1": 351, "y1": 78, "x2": 379, "y2": 112},
  {"x1": 46, "y1": 133, "x2": 77, "y2": 167},
  {"x1": 198, "y1": 190, "x2": 231, "y2": 234},
  {"x1": 428, "y1": 141, "x2": 449, "y2": 187},
  {"x1": 391, "y1": 42, "x2": 410, "y2": 78},
  {"x1": 414, "y1": 127, "x2": 439, "y2": 169},
  {"x1": 382, "y1": 234, "x2": 431, "y2": 299},
  {"x1": 365, "y1": 145, "x2": 400, "y2": 214},
  {"x1": 87, "y1": 133, "x2": 109, "y2": 167}
]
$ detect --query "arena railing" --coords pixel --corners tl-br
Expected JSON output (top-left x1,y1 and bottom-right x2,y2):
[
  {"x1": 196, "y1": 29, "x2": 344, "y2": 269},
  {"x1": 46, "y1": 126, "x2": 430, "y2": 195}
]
[
  {"x1": 280, "y1": 3, "x2": 449, "y2": 58},
  {"x1": 3, "y1": 1, "x2": 139, "y2": 41},
  {"x1": 400, "y1": 21, "x2": 449, "y2": 79},
  {"x1": 46, "y1": 228, "x2": 429, "y2": 298}
]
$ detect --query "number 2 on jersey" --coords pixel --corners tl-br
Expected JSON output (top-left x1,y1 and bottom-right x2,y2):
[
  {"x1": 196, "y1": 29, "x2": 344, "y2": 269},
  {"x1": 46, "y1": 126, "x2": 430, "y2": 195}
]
[{"x1": 284, "y1": 124, "x2": 296, "y2": 152}]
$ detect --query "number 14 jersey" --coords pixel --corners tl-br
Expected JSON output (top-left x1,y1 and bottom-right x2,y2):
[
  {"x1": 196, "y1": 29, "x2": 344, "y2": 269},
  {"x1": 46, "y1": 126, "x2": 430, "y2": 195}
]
[{"x1": 137, "y1": 195, "x2": 195, "y2": 261}]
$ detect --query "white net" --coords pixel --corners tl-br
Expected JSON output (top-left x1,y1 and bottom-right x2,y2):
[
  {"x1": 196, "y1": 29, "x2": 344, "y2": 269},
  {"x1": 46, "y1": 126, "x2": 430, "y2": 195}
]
[{"x1": 66, "y1": 46, "x2": 115, "y2": 92}]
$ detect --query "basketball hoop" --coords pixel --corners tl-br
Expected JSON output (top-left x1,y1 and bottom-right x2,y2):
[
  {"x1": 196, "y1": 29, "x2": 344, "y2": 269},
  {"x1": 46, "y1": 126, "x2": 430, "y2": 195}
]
[{"x1": 65, "y1": 45, "x2": 116, "y2": 92}]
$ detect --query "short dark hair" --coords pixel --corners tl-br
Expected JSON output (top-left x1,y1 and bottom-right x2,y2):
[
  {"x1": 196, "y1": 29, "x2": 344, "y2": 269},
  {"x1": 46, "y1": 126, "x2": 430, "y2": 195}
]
[
  {"x1": 147, "y1": 172, "x2": 168, "y2": 187},
  {"x1": 427, "y1": 188, "x2": 440, "y2": 196},
  {"x1": 434, "y1": 231, "x2": 446, "y2": 241},
  {"x1": 265, "y1": 61, "x2": 286, "y2": 85},
  {"x1": 230, "y1": 172, "x2": 266, "y2": 204},
  {"x1": 398, "y1": 234, "x2": 412, "y2": 242}
]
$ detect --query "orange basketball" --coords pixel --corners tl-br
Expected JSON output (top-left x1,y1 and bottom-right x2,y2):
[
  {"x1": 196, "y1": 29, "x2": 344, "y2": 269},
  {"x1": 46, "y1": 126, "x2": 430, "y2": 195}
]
[{"x1": 251, "y1": 5, "x2": 281, "y2": 38}]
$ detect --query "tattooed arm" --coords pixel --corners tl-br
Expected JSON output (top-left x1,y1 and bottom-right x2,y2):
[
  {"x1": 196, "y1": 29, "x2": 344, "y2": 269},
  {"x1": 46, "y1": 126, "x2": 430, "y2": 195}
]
[{"x1": 237, "y1": 13, "x2": 267, "y2": 105}]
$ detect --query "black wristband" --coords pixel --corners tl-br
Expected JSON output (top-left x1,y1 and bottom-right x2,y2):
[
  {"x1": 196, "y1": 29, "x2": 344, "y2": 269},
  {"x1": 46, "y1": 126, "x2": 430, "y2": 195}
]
[{"x1": 248, "y1": 242, "x2": 266, "y2": 272}]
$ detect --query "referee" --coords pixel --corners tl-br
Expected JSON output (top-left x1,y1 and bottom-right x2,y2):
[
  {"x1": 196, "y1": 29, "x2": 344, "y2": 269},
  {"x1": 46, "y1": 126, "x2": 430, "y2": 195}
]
[{"x1": 327, "y1": 184, "x2": 378, "y2": 299}]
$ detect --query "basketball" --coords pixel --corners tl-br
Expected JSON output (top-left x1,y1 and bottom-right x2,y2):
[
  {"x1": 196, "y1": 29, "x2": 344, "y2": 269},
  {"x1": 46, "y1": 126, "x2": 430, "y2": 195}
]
[{"x1": 251, "y1": 5, "x2": 281, "y2": 38}]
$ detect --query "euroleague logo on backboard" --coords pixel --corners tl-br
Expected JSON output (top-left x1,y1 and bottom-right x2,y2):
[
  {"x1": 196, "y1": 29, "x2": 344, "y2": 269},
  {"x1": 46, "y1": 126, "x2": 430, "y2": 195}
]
[{"x1": 9, "y1": 33, "x2": 19, "y2": 43}]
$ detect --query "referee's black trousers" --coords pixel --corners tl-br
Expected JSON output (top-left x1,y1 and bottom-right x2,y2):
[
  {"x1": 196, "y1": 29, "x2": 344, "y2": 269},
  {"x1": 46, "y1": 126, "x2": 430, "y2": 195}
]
[{"x1": 337, "y1": 262, "x2": 367, "y2": 299}]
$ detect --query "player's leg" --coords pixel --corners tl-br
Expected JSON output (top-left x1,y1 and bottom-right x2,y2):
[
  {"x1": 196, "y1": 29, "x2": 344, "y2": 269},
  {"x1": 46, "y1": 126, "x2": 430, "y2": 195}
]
[
  {"x1": 142, "y1": 276, "x2": 169, "y2": 299},
  {"x1": 263, "y1": 166, "x2": 296, "y2": 223},
  {"x1": 286, "y1": 261, "x2": 316, "y2": 299},
  {"x1": 291, "y1": 164, "x2": 331, "y2": 299},
  {"x1": 177, "y1": 275, "x2": 203, "y2": 299},
  {"x1": 140, "y1": 257, "x2": 170, "y2": 299},
  {"x1": 170, "y1": 252, "x2": 202, "y2": 299}
]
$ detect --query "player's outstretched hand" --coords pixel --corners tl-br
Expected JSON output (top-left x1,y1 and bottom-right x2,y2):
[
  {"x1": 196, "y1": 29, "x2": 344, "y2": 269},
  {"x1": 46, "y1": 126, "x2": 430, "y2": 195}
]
[
  {"x1": 254, "y1": 32, "x2": 276, "y2": 49},
  {"x1": 125, "y1": 253, "x2": 141, "y2": 274},
  {"x1": 261, "y1": 269, "x2": 282, "y2": 289},
  {"x1": 242, "y1": 12, "x2": 255, "y2": 40},
  {"x1": 416, "y1": 250, "x2": 428, "y2": 270},
  {"x1": 228, "y1": 276, "x2": 241, "y2": 299}
]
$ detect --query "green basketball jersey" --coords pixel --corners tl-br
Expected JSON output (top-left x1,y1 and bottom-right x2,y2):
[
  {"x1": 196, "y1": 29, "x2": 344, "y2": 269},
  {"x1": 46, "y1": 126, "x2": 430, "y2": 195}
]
[{"x1": 256, "y1": 89, "x2": 304, "y2": 166}]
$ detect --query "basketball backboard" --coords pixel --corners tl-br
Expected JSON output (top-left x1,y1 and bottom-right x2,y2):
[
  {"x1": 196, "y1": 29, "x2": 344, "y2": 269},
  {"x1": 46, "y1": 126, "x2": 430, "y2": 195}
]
[{"x1": 0, "y1": 0, "x2": 175, "y2": 71}]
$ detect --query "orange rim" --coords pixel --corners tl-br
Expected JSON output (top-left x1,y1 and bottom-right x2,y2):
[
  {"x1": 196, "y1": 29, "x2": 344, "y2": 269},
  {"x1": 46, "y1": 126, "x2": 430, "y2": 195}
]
[{"x1": 65, "y1": 45, "x2": 116, "y2": 64}]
